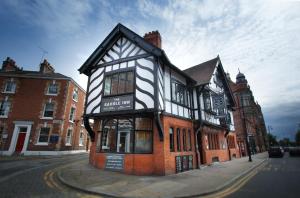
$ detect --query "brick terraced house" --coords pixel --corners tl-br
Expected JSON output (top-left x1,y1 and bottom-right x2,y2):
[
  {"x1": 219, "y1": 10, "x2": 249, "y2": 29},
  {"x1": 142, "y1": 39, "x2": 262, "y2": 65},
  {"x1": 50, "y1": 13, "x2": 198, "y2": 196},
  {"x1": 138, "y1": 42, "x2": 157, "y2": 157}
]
[
  {"x1": 79, "y1": 23, "x2": 240, "y2": 175},
  {"x1": 228, "y1": 72, "x2": 268, "y2": 156},
  {"x1": 0, "y1": 58, "x2": 89, "y2": 155}
]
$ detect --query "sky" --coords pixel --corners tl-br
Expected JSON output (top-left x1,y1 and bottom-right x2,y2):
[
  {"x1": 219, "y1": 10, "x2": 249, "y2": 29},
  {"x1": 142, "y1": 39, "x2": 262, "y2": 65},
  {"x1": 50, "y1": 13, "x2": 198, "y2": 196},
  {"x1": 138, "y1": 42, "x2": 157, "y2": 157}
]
[{"x1": 0, "y1": 0, "x2": 299, "y2": 140}]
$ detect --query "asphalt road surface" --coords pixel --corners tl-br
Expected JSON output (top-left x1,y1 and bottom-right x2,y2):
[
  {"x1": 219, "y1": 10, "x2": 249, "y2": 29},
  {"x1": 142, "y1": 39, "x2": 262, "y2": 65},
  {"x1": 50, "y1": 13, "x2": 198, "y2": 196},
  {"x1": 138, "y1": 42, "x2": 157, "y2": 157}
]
[
  {"x1": 226, "y1": 153, "x2": 300, "y2": 198},
  {"x1": 0, "y1": 153, "x2": 97, "y2": 198}
]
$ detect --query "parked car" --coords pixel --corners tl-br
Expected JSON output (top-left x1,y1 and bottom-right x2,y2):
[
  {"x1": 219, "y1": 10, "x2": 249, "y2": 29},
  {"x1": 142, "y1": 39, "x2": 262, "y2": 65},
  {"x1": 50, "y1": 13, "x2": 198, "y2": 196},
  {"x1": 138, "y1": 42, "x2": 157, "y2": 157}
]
[
  {"x1": 268, "y1": 146, "x2": 284, "y2": 158},
  {"x1": 289, "y1": 147, "x2": 300, "y2": 156}
]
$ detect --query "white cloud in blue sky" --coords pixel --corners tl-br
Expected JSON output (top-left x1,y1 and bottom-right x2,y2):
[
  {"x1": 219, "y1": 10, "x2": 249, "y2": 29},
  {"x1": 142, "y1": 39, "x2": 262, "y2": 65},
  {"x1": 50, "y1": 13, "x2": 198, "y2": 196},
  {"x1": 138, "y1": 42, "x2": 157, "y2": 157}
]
[{"x1": 0, "y1": 0, "x2": 299, "y2": 139}]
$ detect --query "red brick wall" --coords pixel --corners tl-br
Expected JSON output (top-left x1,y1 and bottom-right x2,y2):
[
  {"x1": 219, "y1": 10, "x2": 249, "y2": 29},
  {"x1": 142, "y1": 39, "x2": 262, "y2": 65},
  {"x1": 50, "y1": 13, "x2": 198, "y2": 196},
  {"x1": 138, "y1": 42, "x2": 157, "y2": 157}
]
[
  {"x1": 0, "y1": 75, "x2": 87, "y2": 153},
  {"x1": 90, "y1": 115, "x2": 196, "y2": 175}
]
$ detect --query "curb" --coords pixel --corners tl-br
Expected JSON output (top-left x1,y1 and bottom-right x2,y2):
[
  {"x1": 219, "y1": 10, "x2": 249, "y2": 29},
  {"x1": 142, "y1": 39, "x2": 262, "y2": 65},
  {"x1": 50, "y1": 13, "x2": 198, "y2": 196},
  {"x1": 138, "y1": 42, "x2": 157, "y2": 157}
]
[
  {"x1": 56, "y1": 158, "x2": 268, "y2": 198},
  {"x1": 177, "y1": 158, "x2": 268, "y2": 198}
]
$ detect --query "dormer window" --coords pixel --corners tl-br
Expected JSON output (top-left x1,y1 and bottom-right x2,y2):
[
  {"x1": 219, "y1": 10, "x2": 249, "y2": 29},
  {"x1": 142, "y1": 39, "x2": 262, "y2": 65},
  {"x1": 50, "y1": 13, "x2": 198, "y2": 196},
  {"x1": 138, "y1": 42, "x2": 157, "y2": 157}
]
[
  {"x1": 47, "y1": 83, "x2": 58, "y2": 95},
  {"x1": 4, "y1": 81, "x2": 16, "y2": 93},
  {"x1": 72, "y1": 88, "x2": 78, "y2": 102}
]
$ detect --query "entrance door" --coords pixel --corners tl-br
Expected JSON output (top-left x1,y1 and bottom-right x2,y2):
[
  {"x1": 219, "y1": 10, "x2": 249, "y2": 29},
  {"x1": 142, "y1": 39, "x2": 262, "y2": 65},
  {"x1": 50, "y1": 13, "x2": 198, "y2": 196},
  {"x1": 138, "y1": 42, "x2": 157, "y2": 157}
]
[
  {"x1": 117, "y1": 131, "x2": 130, "y2": 153},
  {"x1": 15, "y1": 127, "x2": 28, "y2": 153}
]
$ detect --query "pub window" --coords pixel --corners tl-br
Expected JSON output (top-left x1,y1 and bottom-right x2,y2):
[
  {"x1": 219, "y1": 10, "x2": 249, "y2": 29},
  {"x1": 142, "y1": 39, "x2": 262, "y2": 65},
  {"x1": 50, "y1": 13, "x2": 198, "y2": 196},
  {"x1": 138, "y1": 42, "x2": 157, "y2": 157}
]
[
  {"x1": 183, "y1": 129, "x2": 187, "y2": 151},
  {"x1": 187, "y1": 130, "x2": 192, "y2": 151},
  {"x1": 176, "y1": 128, "x2": 181, "y2": 152},
  {"x1": 203, "y1": 90, "x2": 211, "y2": 111},
  {"x1": 169, "y1": 128, "x2": 174, "y2": 152},
  {"x1": 43, "y1": 102, "x2": 54, "y2": 118},
  {"x1": 4, "y1": 81, "x2": 16, "y2": 93},
  {"x1": 101, "y1": 119, "x2": 117, "y2": 152},
  {"x1": 0, "y1": 101, "x2": 10, "y2": 117},
  {"x1": 135, "y1": 117, "x2": 152, "y2": 153},
  {"x1": 47, "y1": 83, "x2": 58, "y2": 95},
  {"x1": 38, "y1": 127, "x2": 50, "y2": 144},
  {"x1": 104, "y1": 71, "x2": 134, "y2": 96},
  {"x1": 66, "y1": 128, "x2": 72, "y2": 145},
  {"x1": 172, "y1": 81, "x2": 188, "y2": 106}
]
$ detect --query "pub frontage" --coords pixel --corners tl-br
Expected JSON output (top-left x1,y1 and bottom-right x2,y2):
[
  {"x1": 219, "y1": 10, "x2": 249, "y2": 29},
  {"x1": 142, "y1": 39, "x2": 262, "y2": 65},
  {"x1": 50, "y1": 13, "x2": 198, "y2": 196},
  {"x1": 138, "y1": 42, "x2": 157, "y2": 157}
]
[{"x1": 79, "y1": 23, "x2": 239, "y2": 175}]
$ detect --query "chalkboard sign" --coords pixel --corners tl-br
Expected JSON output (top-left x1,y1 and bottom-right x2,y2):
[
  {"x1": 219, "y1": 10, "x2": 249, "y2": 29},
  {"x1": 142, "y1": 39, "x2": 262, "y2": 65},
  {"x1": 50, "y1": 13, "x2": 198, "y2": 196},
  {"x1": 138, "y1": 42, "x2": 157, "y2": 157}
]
[
  {"x1": 105, "y1": 154, "x2": 124, "y2": 171},
  {"x1": 188, "y1": 155, "x2": 193, "y2": 170},
  {"x1": 49, "y1": 135, "x2": 59, "y2": 143},
  {"x1": 175, "y1": 156, "x2": 182, "y2": 173}
]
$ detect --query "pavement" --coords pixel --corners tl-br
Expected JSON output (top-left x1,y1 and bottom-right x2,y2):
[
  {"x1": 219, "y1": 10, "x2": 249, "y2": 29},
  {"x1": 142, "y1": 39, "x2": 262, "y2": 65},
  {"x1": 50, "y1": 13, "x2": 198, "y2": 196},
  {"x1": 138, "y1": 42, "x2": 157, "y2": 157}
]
[{"x1": 57, "y1": 152, "x2": 268, "y2": 198}]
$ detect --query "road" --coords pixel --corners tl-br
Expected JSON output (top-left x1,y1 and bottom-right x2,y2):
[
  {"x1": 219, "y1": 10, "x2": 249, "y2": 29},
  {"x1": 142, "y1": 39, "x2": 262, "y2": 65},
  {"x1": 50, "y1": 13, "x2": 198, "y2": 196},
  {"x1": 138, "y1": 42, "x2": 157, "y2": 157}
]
[
  {"x1": 226, "y1": 153, "x2": 300, "y2": 198},
  {"x1": 0, "y1": 153, "x2": 97, "y2": 198}
]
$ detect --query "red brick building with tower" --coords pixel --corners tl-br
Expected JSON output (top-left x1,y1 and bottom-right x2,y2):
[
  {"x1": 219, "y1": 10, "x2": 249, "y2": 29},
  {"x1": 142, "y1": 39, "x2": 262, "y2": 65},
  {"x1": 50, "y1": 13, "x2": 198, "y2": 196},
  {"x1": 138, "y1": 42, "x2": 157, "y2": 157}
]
[
  {"x1": 79, "y1": 23, "x2": 240, "y2": 175},
  {"x1": 228, "y1": 72, "x2": 268, "y2": 156},
  {"x1": 0, "y1": 57, "x2": 89, "y2": 155}
]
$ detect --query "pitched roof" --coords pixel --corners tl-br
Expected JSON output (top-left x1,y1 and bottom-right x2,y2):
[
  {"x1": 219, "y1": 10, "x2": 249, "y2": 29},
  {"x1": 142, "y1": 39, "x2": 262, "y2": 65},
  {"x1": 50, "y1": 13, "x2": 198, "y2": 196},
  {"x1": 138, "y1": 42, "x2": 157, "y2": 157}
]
[
  {"x1": 0, "y1": 70, "x2": 70, "y2": 79},
  {"x1": 78, "y1": 23, "x2": 196, "y2": 83},
  {"x1": 0, "y1": 70, "x2": 86, "y2": 93},
  {"x1": 183, "y1": 57, "x2": 219, "y2": 86}
]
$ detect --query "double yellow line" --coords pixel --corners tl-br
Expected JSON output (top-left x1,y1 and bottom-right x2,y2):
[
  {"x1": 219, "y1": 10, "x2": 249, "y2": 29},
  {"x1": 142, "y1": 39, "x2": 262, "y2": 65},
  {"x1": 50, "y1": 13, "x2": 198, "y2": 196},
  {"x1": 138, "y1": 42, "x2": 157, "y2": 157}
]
[
  {"x1": 44, "y1": 167, "x2": 66, "y2": 191},
  {"x1": 201, "y1": 161, "x2": 268, "y2": 198}
]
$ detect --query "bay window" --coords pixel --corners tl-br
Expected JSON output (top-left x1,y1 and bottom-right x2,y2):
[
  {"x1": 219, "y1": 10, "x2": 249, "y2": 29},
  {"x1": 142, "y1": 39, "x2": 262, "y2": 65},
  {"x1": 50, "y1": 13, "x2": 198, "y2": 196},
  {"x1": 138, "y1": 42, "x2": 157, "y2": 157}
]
[
  {"x1": 100, "y1": 117, "x2": 153, "y2": 153},
  {"x1": 203, "y1": 90, "x2": 211, "y2": 111}
]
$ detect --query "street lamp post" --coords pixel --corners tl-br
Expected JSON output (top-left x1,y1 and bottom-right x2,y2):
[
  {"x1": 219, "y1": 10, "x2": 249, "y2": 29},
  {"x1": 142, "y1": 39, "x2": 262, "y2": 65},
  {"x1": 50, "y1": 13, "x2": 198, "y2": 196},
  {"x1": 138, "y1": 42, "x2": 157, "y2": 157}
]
[{"x1": 240, "y1": 94, "x2": 252, "y2": 162}]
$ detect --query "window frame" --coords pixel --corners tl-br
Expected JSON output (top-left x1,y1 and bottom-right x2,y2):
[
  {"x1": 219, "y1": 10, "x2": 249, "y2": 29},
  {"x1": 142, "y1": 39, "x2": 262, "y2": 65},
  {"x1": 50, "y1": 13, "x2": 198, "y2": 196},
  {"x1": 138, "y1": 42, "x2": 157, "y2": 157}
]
[
  {"x1": 72, "y1": 88, "x2": 79, "y2": 102},
  {"x1": 65, "y1": 128, "x2": 73, "y2": 146},
  {"x1": 37, "y1": 127, "x2": 50, "y2": 145},
  {"x1": 3, "y1": 81, "x2": 16, "y2": 93},
  {"x1": 69, "y1": 106, "x2": 76, "y2": 123},
  {"x1": 0, "y1": 100, "x2": 10, "y2": 118},
  {"x1": 79, "y1": 129, "x2": 84, "y2": 146},
  {"x1": 171, "y1": 79, "x2": 189, "y2": 107},
  {"x1": 103, "y1": 70, "x2": 135, "y2": 97},
  {"x1": 98, "y1": 116, "x2": 153, "y2": 154},
  {"x1": 42, "y1": 102, "x2": 54, "y2": 119},
  {"x1": 47, "y1": 83, "x2": 58, "y2": 95},
  {"x1": 176, "y1": 128, "x2": 181, "y2": 152},
  {"x1": 169, "y1": 127, "x2": 175, "y2": 152}
]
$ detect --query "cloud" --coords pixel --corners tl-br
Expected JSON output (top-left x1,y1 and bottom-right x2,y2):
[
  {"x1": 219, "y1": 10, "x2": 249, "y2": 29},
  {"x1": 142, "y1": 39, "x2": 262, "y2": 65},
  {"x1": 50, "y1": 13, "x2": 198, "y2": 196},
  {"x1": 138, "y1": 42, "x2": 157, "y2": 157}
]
[{"x1": 1, "y1": 0, "x2": 92, "y2": 38}]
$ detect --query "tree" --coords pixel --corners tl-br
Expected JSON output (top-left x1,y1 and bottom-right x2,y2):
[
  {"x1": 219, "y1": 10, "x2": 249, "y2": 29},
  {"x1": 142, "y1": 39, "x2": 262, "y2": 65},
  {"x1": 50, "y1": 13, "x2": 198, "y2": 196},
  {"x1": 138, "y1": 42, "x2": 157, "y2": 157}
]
[
  {"x1": 296, "y1": 130, "x2": 300, "y2": 146},
  {"x1": 268, "y1": 133, "x2": 278, "y2": 146}
]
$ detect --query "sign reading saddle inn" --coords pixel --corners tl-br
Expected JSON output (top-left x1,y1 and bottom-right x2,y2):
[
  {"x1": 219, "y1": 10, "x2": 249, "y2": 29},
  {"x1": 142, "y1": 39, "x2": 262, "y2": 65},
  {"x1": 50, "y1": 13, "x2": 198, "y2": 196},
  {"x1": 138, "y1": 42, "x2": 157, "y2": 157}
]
[{"x1": 101, "y1": 95, "x2": 133, "y2": 112}]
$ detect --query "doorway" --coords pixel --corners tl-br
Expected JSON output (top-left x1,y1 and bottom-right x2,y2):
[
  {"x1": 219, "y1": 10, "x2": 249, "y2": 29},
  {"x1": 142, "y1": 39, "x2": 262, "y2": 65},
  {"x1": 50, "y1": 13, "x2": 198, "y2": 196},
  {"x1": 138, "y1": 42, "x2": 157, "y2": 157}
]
[
  {"x1": 15, "y1": 127, "x2": 28, "y2": 153},
  {"x1": 8, "y1": 121, "x2": 33, "y2": 155},
  {"x1": 117, "y1": 130, "x2": 130, "y2": 153}
]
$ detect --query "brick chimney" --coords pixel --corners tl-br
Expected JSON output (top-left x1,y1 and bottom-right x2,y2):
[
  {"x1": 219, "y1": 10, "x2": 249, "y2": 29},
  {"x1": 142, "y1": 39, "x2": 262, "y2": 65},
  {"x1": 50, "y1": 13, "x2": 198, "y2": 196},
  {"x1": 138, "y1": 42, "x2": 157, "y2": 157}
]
[
  {"x1": 143, "y1": 31, "x2": 162, "y2": 48},
  {"x1": 40, "y1": 59, "x2": 55, "y2": 74},
  {"x1": 2, "y1": 57, "x2": 20, "y2": 72}
]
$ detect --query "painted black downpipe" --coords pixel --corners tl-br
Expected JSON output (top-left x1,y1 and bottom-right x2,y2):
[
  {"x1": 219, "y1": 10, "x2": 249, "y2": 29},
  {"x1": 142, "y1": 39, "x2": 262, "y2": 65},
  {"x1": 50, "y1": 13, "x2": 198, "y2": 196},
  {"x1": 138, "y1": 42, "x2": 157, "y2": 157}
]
[{"x1": 84, "y1": 116, "x2": 95, "y2": 142}]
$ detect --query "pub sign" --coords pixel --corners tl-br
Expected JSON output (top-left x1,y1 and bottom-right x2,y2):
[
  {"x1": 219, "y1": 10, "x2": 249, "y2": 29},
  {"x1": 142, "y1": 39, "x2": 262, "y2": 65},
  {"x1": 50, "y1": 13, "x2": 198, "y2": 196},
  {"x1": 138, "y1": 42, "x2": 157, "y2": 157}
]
[{"x1": 101, "y1": 95, "x2": 133, "y2": 112}]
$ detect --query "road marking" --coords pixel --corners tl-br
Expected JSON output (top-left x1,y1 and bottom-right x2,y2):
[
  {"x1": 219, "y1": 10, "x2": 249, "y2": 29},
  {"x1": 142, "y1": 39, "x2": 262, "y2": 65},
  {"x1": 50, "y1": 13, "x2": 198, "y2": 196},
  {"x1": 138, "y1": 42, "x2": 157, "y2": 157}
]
[{"x1": 200, "y1": 161, "x2": 267, "y2": 198}]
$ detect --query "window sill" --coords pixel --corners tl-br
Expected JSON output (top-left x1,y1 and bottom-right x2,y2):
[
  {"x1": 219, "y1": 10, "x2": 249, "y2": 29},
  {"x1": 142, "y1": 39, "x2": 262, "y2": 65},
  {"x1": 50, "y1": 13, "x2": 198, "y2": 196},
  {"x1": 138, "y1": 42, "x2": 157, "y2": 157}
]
[
  {"x1": 35, "y1": 143, "x2": 48, "y2": 146},
  {"x1": 72, "y1": 99, "x2": 78, "y2": 103},
  {"x1": 79, "y1": 144, "x2": 84, "y2": 146},
  {"x1": 41, "y1": 117, "x2": 53, "y2": 120},
  {"x1": 65, "y1": 143, "x2": 72, "y2": 146},
  {"x1": 46, "y1": 93, "x2": 58, "y2": 96},
  {"x1": 69, "y1": 120, "x2": 74, "y2": 124},
  {"x1": 2, "y1": 91, "x2": 15, "y2": 94},
  {"x1": 0, "y1": 115, "x2": 8, "y2": 118}
]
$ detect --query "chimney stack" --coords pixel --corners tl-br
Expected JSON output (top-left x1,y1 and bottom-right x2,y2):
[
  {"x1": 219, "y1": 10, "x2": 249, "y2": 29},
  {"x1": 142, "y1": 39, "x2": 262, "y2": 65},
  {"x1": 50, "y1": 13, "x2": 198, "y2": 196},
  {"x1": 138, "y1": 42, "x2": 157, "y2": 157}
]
[
  {"x1": 40, "y1": 59, "x2": 55, "y2": 74},
  {"x1": 143, "y1": 31, "x2": 162, "y2": 48},
  {"x1": 2, "y1": 57, "x2": 20, "y2": 72}
]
